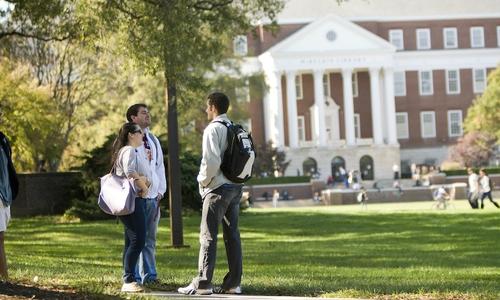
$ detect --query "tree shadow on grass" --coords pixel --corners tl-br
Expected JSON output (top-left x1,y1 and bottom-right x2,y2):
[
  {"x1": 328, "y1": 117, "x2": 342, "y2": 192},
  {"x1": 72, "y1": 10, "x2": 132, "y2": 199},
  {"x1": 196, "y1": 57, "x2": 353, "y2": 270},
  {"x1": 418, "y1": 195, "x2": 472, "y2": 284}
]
[{"x1": 0, "y1": 281, "x2": 123, "y2": 300}]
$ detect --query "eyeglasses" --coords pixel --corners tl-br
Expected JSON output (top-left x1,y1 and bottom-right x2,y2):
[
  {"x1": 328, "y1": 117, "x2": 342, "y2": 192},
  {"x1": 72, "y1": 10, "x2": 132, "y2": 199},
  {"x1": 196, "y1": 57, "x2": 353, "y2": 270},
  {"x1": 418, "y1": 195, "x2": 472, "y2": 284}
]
[{"x1": 132, "y1": 129, "x2": 143, "y2": 134}]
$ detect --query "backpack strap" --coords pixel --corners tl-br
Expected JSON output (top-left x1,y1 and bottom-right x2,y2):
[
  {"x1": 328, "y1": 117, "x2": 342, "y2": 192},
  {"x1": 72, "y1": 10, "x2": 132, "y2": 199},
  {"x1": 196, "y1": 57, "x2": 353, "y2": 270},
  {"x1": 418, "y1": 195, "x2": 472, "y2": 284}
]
[{"x1": 213, "y1": 119, "x2": 233, "y2": 128}]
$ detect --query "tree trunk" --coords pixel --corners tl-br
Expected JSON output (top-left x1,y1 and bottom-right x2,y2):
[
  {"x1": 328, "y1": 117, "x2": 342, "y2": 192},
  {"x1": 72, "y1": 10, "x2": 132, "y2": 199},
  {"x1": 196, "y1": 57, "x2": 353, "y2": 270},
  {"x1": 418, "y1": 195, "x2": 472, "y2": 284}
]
[{"x1": 165, "y1": 77, "x2": 185, "y2": 247}]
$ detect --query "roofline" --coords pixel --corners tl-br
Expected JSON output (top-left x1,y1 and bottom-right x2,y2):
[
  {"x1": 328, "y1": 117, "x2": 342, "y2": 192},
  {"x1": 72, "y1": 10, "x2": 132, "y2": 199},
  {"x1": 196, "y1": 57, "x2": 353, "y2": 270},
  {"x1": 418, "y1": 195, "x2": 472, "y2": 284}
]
[{"x1": 276, "y1": 13, "x2": 500, "y2": 25}]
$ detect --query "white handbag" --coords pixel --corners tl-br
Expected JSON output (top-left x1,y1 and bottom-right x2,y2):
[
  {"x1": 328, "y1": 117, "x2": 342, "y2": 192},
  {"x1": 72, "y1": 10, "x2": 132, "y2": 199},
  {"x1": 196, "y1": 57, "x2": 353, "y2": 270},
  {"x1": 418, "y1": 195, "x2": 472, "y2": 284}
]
[{"x1": 98, "y1": 172, "x2": 137, "y2": 216}]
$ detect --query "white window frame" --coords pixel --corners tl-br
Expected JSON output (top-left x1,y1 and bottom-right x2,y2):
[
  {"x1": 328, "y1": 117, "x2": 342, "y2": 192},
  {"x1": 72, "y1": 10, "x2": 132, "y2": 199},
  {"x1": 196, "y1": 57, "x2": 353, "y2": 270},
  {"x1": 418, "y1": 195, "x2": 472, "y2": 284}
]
[
  {"x1": 447, "y1": 110, "x2": 463, "y2": 137},
  {"x1": 416, "y1": 28, "x2": 431, "y2": 50},
  {"x1": 295, "y1": 74, "x2": 303, "y2": 100},
  {"x1": 443, "y1": 27, "x2": 458, "y2": 49},
  {"x1": 473, "y1": 68, "x2": 486, "y2": 94},
  {"x1": 389, "y1": 29, "x2": 404, "y2": 50},
  {"x1": 323, "y1": 73, "x2": 331, "y2": 97},
  {"x1": 352, "y1": 72, "x2": 359, "y2": 98},
  {"x1": 470, "y1": 26, "x2": 485, "y2": 48},
  {"x1": 419, "y1": 70, "x2": 434, "y2": 95},
  {"x1": 396, "y1": 112, "x2": 409, "y2": 139},
  {"x1": 233, "y1": 35, "x2": 248, "y2": 56},
  {"x1": 354, "y1": 113, "x2": 361, "y2": 139},
  {"x1": 420, "y1": 111, "x2": 436, "y2": 138},
  {"x1": 394, "y1": 71, "x2": 406, "y2": 96},
  {"x1": 497, "y1": 26, "x2": 500, "y2": 47},
  {"x1": 297, "y1": 116, "x2": 306, "y2": 142},
  {"x1": 446, "y1": 69, "x2": 461, "y2": 94}
]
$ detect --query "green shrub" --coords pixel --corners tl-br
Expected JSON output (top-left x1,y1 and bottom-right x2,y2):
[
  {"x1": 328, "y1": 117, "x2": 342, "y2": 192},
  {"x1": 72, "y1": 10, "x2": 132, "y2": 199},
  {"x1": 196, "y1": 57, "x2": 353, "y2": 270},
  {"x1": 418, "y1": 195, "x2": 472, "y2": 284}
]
[
  {"x1": 247, "y1": 176, "x2": 310, "y2": 185},
  {"x1": 65, "y1": 134, "x2": 202, "y2": 220},
  {"x1": 442, "y1": 167, "x2": 500, "y2": 176}
]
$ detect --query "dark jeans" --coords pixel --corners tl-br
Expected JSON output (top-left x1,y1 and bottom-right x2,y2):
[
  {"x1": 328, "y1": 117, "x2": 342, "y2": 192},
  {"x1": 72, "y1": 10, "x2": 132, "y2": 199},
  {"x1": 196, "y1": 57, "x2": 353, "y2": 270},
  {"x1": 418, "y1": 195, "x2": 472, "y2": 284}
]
[
  {"x1": 119, "y1": 197, "x2": 146, "y2": 283},
  {"x1": 193, "y1": 184, "x2": 243, "y2": 290},
  {"x1": 480, "y1": 191, "x2": 500, "y2": 209}
]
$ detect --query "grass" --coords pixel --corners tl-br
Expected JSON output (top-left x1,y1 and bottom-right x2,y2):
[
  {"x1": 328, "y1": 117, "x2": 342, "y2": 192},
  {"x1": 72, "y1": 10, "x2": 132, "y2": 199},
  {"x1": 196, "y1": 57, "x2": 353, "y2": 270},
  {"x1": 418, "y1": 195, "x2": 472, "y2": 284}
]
[{"x1": 4, "y1": 200, "x2": 500, "y2": 299}]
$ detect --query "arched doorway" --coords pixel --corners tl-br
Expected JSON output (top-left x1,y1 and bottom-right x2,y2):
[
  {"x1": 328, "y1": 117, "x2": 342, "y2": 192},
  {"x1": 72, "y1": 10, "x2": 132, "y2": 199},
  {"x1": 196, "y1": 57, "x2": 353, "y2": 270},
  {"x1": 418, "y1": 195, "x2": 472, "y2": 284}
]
[
  {"x1": 360, "y1": 155, "x2": 374, "y2": 180},
  {"x1": 302, "y1": 157, "x2": 318, "y2": 177},
  {"x1": 331, "y1": 156, "x2": 345, "y2": 182}
]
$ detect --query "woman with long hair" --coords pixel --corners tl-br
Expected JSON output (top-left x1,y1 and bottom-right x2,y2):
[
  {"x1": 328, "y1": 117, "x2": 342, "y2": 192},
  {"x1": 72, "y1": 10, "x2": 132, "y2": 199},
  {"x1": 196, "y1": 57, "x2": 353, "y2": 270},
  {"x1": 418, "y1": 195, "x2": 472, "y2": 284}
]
[{"x1": 112, "y1": 122, "x2": 150, "y2": 292}]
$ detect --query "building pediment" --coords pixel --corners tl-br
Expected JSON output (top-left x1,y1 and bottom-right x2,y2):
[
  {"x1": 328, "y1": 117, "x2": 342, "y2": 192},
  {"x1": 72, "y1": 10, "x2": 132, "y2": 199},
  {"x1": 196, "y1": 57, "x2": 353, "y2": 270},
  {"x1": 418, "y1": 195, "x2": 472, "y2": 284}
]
[{"x1": 266, "y1": 14, "x2": 395, "y2": 56}]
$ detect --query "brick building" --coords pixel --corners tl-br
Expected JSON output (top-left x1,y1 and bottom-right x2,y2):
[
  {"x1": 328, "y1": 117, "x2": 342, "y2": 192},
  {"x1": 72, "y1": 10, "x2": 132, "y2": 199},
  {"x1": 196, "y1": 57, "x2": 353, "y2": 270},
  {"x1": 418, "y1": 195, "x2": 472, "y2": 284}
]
[{"x1": 235, "y1": 0, "x2": 500, "y2": 181}]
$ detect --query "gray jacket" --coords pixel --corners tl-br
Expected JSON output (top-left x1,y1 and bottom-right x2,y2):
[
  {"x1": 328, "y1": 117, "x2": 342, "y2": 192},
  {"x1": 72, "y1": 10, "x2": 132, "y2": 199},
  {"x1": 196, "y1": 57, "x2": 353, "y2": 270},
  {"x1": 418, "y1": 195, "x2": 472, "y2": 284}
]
[{"x1": 197, "y1": 114, "x2": 233, "y2": 198}]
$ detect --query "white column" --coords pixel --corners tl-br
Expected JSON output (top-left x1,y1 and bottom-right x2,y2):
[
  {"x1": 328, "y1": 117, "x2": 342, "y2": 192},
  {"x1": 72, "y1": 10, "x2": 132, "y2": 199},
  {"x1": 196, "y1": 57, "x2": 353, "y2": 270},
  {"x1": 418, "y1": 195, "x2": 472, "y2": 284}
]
[
  {"x1": 383, "y1": 67, "x2": 398, "y2": 145},
  {"x1": 265, "y1": 70, "x2": 285, "y2": 147},
  {"x1": 342, "y1": 68, "x2": 356, "y2": 146},
  {"x1": 369, "y1": 67, "x2": 384, "y2": 145},
  {"x1": 313, "y1": 69, "x2": 327, "y2": 147},
  {"x1": 286, "y1": 71, "x2": 299, "y2": 148}
]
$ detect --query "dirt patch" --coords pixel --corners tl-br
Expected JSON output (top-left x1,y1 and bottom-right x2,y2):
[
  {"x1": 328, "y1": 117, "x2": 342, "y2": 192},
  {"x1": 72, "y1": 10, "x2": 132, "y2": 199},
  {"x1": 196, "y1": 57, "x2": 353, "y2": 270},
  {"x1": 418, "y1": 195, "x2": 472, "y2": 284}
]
[{"x1": 0, "y1": 282, "x2": 120, "y2": 300}]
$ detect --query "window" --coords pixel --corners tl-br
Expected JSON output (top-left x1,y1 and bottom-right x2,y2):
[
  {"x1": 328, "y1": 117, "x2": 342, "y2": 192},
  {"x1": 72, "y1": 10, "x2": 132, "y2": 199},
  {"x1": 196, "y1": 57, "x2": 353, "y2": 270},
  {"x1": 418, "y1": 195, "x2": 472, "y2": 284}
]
[
  {"x1": 297, "y1": 116, "x2": 305, "y2": 142},
  {"x1": 497, "y1": 26, "x2": 500, "y2": 47},
  {"x1": 446, "y1": 69, "x2": 460, "y2": 94},
  {"x1": 447, "y1": 110, "x2": 463, "y2": 137},
  {"x1": 416, "y1": 28, "x2": 431, "y2": 50},
  {"x1": 443, "y1": 27, "x2": 458, "y2": 49},
  {"x1": 233, "y1": 35, "x2": 248, "y2": 56},
  {"x1": 354, "y1": 113, "x2": 361, "y2": 139},
  {"x1": 396, "y1": 112, "x2": 409, "y2": 139},
  {"x1": 295, "y1": 74, "x2": 303, "y2": 99},
  {"x1": 473, "y1": 68, "x2": 486, "y2": 93},
  {"x1": 419, "y1": 70, "x2": 433, "y2": 95},
  {"x1": 323, "y1": 73, "x2": 331, "y2": 96},
  {"x1": 394, "y1": 71, "x2": 406, "y2": 96},
  {"x1": 389, "y1": 29, "x2": 404, "y2": 50},
  {"x1": 470, "y1": 27, "x2": 485, "y2": 48},
  {"x1": 420, "y1": 111, "x2": 436, "y2": 138},
  {"x1": 352, "y1": 72, "x2": 358, "y2": 97}
]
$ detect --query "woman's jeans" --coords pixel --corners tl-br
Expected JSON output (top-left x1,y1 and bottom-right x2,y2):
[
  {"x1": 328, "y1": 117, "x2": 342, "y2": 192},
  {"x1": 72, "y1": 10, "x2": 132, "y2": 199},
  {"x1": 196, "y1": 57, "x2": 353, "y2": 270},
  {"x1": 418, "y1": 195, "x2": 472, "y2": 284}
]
[
  {"x1": 119, "y1": 197, "x2": 146, "y2": 283},
  {"x1": 134, "y1": 197, "x2": 160, "y2": 284},
  {"x1": 192, "y1": 184, "x2": 243, "y2": 290}
]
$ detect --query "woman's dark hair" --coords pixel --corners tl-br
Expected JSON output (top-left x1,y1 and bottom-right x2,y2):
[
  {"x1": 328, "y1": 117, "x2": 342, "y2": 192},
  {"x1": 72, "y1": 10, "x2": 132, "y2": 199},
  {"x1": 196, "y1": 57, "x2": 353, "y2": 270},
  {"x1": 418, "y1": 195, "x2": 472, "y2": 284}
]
[
  {"x1": 207, "y1": 92, "x2": 230, "y2": 114},
  {"x1": 479, "y1": 168, "x2": 488, "y2": 175},
  {"x1": 111, "y1": 122, "x2": 142, "y2": 166}
]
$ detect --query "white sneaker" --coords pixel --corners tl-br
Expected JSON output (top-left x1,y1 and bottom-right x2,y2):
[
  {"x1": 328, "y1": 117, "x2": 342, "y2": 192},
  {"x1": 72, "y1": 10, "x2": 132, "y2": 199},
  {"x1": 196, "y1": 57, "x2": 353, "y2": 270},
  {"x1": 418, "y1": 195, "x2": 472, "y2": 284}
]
[
  {"x1": 121, "y1": 282, "x2": 144, "y2": 292},
  {"x1": 214, "y1": 285, "x2": 242, "y2": 294},
  {"x1": 177, "y1": 282, "x2": 212, "y2": 295}
]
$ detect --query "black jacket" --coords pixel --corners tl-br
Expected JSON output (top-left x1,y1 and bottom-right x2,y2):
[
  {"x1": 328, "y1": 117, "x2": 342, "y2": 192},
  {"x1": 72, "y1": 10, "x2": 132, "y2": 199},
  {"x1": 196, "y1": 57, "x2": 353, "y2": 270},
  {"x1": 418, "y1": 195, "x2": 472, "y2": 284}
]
[{"x1": 0, "y1": 131, "x2": 19, "y2": 202}]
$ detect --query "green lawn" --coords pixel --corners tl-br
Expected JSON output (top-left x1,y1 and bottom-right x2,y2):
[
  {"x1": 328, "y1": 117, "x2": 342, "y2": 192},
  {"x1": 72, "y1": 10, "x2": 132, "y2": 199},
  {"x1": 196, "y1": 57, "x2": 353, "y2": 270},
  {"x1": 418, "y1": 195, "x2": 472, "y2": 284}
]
[{"x1": 4, "y1": 200, "x2": 500, "y2": 299}]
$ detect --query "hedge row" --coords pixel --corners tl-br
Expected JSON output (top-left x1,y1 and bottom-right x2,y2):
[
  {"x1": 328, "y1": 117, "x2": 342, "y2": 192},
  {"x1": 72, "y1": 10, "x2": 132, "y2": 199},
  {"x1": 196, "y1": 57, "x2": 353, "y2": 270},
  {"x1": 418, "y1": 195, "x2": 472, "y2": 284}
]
[
  {"x1": 443, "y1": 167, "x2": 500, "y2": 176},
  {"x1": 247, "y1": 176, "x2": 311, "y2": 185}
]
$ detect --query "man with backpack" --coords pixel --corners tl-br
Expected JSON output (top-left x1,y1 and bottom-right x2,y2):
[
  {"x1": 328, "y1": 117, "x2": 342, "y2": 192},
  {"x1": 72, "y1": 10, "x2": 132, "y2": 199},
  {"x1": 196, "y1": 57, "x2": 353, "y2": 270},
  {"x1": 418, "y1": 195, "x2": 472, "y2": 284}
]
[
  {"x1": 178, "y1": 92, "x2": 254, "y2": 295},
  {"x1": 0, "y1": 131, "x2": 18, "y2": 280}
]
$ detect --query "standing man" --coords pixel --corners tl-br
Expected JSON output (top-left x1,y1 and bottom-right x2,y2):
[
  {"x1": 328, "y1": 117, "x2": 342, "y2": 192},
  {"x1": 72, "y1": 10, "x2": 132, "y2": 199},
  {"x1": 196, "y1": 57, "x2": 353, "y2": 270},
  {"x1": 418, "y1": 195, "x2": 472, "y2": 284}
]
[
  {"x1": 0, "y1": 131, "x2": 18, "y2": 280},
  {"x1": 467, "y1": 168, "x2": 479, "y2": 209},
  {"x1": 178, "y1": 92, "x2": 243, "y2": 295},
  {"x1": 126, "y1": 104, "x2": 167, "y2": 285}
]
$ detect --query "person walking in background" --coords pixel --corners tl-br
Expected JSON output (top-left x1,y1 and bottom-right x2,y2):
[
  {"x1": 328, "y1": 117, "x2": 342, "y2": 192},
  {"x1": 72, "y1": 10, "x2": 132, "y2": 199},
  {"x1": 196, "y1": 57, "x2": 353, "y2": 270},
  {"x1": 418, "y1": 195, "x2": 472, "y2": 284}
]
[
  {"x1": 178, "y1": 92, "x2": 244, "y2": 295},
  {"x1": 467, "y1": 168, "x2": 479, "y2": 209},
  {"x1": 392, "y1": 163, "x2": 400, "y2": 180},
  {"x1": 0, "y1": 131, "x2": 18, "y2": 280},
  {"x1": 111, "y1": 123, "x2": 151, "y2": 292},
  {"x1": 126, "y1": 104, "x2": 167, "y2": 286},
  {"x1": 478, "y1": 169, "x2": 500, "y2": 209},
  {"x1": 339, "y1": 166, "x2": 348, "y2": 188},
  {"x1": 272, "y1": 189, "x2": 279, "y2": 208}
]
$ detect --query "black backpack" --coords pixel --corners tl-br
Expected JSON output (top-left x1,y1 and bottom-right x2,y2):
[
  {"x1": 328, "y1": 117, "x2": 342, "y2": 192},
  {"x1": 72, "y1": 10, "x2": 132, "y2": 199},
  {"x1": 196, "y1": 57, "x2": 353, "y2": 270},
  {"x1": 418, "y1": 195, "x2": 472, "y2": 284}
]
[{"x1": 214, "y1": 120, "x2": 256, "y2": 183}]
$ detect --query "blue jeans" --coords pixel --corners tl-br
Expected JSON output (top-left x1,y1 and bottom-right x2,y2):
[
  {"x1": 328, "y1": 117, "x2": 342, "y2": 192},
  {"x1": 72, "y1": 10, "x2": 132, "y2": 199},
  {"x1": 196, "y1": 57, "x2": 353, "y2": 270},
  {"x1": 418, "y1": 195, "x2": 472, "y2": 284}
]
[
  {"x1": 119, "y1": 197, "x2": 146, "y2": 283},
  {"x1": 192, "y1": 184, "x2": 243, "y2": 290},
  {"x1": 134, "y1": 197, "x2": 160, "y2": 284}
]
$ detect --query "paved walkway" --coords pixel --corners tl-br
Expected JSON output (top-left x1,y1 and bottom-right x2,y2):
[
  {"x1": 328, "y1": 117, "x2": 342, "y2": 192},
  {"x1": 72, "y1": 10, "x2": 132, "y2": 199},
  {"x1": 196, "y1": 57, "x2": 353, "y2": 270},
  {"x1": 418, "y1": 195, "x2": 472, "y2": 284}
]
[{"x1": 146, "y1": 291, "x2": 361, "y2": 300}]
